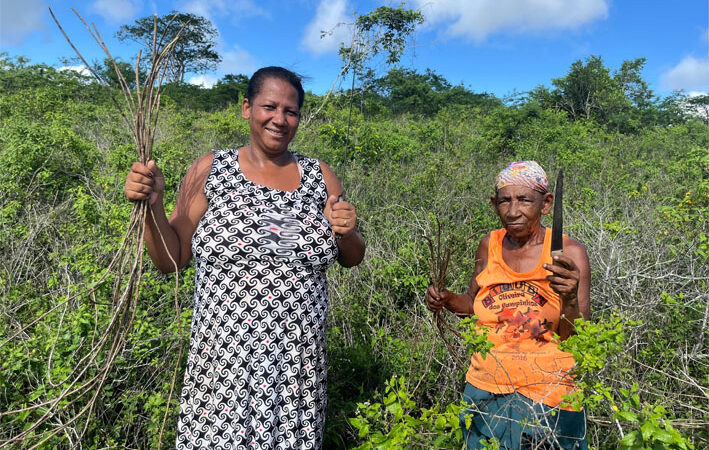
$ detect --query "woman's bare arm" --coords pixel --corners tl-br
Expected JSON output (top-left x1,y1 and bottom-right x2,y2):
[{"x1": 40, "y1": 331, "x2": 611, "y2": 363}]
[
  {"x1": 125, "y1": 153, "x2": 212, "y2": 273},
  {"x1": 426, "y1": 233, "x2": 490, "y2": 317},
  {"x1": 544, "y1": 237, "x2": 591, "y2": 340},
  {"x1": 320, "y1": 162, "x2": 365, "y2": 267}
]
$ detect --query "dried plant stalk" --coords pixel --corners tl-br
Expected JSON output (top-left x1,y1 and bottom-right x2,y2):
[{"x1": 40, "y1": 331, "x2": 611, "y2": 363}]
[
  {"x1": 0, "y1": 9, "x2": 185, "y2": 449},
  {"x1": 422, "y1": 217, "x2": 473, "y2": 369}
]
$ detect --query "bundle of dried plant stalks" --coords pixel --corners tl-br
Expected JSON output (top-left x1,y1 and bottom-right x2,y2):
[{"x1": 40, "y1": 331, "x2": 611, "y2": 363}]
[
  {"x1": 422, "y1": 217, "x2": 474, "y2": 369},
  {"x1": 0, "y1": 9, "x2": 185, "y2": 449}
]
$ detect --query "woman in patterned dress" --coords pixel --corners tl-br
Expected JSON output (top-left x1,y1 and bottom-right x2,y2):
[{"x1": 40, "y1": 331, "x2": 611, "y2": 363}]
[
  {"x1": 125, "y1": 66, "x2": 365, "y2": 449},
  {"x1": 426, "y1": 161, "x2": 590, "y2": 449}
]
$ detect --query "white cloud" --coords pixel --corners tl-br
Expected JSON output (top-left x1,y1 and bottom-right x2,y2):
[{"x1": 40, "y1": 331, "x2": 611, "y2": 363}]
[
  {"x1": 184, "y1": 44, "x2": 256, "y2": 85},
  {"x1": 412, "y1": 0, "x2": 609, "y2": 42},
  {"x1": 177, "y1": 0, "x2": 267, "y2": 22},
  {"x1": 59, "y1": 65, "x2": 92, "y2": 77},
  {"x1": 0, "y1": 0, "x2": 46, "y2": 46},
  {"x1": 687, "y1": 91, "x2": 708, "y2": 98},
  {"x1": 89, "y1": 0, "x2": 142, "y2": 23},
  {"x1": 661, "y1": 56, "x2": 709, "y2": 92},
  {"x1": 219, "y1": 44, "x2": 258, "y2": 76},
  {"x1": 188, "y1": 74, "x2": 218, "y2": 88},
  {"x1": 301, "y1": 0, "x2": 352, "y2": 55}
]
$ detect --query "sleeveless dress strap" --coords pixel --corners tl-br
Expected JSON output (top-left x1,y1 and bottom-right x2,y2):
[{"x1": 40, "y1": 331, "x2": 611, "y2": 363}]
[{"x1": 293, "y1": 152, "x2": 328, "y2": 211}]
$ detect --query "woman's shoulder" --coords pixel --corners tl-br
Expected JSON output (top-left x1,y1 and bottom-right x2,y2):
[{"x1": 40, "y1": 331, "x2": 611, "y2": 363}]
[
  {"x1": 292, "y1": 151, "x2": 321, "y2": 169},
  {"x1": 562, "y1": 235, "x2": 589, "y2": 263},
  {"x1": 482, "y1": 228, "x2": 505, "y2": 246},
  {"x1": 477, "y1": 231, "x2": 493, "y2": 246},
  {"x1": 317, "y1": 159, "x2": 343, "y2": 198},
  {"x1": 181, "y1": 151, "x2": 215, "y2": 191},
  {"x1": 471, "y1": 232, "x2": 493, "y2": 276},
  {"x1": 294, "y1": 153, "x2": 342, "y2": 197},
  {"x1": 191, "y1": 151, "x2": 215, "y2": 176},
  {"x1": 477, "y1": 232, "x2": 494, "y2": 256},
  {"x1": 195, "y1": 150, "x2": 216, "y2": 167}
]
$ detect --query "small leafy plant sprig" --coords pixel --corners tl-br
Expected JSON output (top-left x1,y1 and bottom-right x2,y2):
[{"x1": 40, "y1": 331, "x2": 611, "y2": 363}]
[
  {"x1": 559, "y1": 313, "x2": 694, "y2": 449},
  {"x1": 349, "y1": 376, "x2": 466, "y2": 449}
]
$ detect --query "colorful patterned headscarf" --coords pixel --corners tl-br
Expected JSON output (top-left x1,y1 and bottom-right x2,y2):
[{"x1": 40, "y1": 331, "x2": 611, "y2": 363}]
[{"x1": 495, "y1": 161, "x2": 549, "y2": 193}]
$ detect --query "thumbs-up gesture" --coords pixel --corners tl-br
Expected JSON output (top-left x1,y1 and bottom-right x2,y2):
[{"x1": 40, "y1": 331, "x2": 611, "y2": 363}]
[{"x1": 325, "y1": 194, "x2": 357, "y2": 238}]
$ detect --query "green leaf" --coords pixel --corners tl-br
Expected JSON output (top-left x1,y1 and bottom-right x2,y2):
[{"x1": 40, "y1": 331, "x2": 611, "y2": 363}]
[
  {"x1": 434, "y1": 415, "x2": 446, "y2": 430},
  {"x1": 641, "y1": 421, "x2": 658, "y2": 441},
  {"x1": 619, "y1": 431, "x2": 639, "y2": 447},
  {"x1": 386, "y1": 402, "x2": 403, "y2": 421},
  {"x1": 652, "y1": 428, "x2": 677, "y2": 444},
  {"x1": 616, "y1": 411, "x2": 638, "y2": 422}
]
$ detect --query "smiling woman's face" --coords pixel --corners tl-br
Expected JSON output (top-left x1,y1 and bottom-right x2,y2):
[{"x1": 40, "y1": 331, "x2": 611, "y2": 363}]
[
  {"x1": 492, "y1": 185, "x2": 552, "y2": 240},
  {"x1": 242, "y1": 77, "x2": 300, "y2": 155}
]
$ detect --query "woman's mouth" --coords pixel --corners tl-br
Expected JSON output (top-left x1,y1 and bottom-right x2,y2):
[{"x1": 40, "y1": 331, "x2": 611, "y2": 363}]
[{"x1": 266, "y1": 128, "x2": 286, "y2": 137}]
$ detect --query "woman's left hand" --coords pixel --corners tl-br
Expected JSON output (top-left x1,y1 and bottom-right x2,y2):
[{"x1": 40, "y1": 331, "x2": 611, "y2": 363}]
[
  {"x1": 543, "y1": 254, "x2": 580, "y2": 307},
  {"x1": 325, "y1": 195, "x2": 357, "y2": 237}
]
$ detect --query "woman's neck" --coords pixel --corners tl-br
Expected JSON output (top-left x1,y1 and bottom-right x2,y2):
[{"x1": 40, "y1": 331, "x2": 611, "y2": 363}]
[
  {"x1": 243, "y1": 145, "x2": 292, "y2": 169},
  {"x1": 504, "y1": 225, "x2": 546, "y2": 249}
]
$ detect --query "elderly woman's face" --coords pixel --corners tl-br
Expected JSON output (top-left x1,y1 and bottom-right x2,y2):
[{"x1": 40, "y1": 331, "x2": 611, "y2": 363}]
[{"x1": 492, "y1": 185, "x2": 552, "y2": 239}]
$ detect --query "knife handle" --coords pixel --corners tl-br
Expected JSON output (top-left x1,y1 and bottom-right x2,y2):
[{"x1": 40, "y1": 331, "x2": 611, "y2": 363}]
[
  {"x1": 551, "y1": 249, "x2": 565, "y2": 267},
  {"x1": 335, "y1": 195, "x2": 345, "y2": 240}
]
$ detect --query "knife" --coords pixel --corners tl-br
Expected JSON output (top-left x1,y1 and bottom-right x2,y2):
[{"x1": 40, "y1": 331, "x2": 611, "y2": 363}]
[{"x1": 551, "y1": 170, "x2": 564, "y2": 261}]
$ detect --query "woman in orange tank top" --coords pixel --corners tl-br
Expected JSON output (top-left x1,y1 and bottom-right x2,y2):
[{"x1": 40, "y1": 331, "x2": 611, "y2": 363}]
[{"x1": 426, "y1": 161, "x2": 591, "y2": 449}]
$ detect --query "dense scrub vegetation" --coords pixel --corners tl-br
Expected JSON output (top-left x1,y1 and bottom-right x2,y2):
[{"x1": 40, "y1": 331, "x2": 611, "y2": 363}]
[{"x1": 1, "y1": 53, "x2": 707, "y2": 448}]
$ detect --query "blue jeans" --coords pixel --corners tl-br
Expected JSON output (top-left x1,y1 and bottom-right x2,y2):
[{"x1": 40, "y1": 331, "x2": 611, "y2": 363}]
[{"x1": 459, "y1": 383, "x2": 588, "y2": 449}]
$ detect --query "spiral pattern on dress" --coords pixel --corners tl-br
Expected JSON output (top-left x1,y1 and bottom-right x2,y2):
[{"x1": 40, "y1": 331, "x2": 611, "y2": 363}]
[{"x1": 176, "y1": 148, "x2": 337, "y2": 449}]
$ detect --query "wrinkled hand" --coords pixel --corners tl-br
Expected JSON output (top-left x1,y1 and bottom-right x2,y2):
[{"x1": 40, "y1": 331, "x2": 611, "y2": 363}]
[
  {"x1": 124, "y1": 160, "x2": 165, "y2": 205},
  {"x1": 543, "y1": 254, "x2": 580, "y2": 307},
  {"x1": 325, "y1": 195, "x2": 357, "y2": 238},
  {"x1": 425, "y1": 285, "x2": 454, "y2": 313}
]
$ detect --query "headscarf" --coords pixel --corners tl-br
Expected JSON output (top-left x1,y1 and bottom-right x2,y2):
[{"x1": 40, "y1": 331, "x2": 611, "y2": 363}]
[{"x1": 495, "y1": 161, "x2": 548, "y2": 194}]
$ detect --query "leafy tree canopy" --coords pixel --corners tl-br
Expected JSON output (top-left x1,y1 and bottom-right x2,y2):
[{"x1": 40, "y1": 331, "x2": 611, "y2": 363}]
[
  {"x1": 532, "y1": 55, "x2": 657, "y2": 131},
  {"x1": 93, "y1": 57, "x2": 147, "y2": 90},
  {"x1": 368, "y1": 68, "x2": 500, "y2": 116},
  {"x1": 116, "y1": 11, "x2": 221, "y2": 83},
  {"x1": 338, "y1": 6, "x2": 424, "y2": 76},
  {"x1": 161, "y1": 73, "x2": 248, "y2": 111}
]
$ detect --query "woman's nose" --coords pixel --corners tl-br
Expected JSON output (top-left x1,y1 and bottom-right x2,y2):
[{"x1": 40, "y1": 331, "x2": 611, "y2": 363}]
[
  {"x1": 272, "y1": 110, "x2": 287, "y2": 125},
  {"x1": 507, "y1": 201, "x2": 521, "y2": 217}
]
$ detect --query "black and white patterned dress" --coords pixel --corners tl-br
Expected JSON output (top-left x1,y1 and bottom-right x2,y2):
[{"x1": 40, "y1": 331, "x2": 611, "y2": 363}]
[{"x1": 176, "y1": 148, "x2": 338, "y2": 449}]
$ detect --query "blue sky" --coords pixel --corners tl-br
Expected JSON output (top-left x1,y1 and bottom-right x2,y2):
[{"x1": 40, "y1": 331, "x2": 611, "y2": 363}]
[{"x1": 2, "y1": 0, "x2": 708, "y2": 98}]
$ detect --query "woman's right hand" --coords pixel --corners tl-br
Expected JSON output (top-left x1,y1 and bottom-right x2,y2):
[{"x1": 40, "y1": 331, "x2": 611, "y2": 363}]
[
  {"x1": 426, "y1": 285, "x2": 453, "y2": 312},
  {"x1": 124, "y1": 160, "x2": 165, "y2": 205}
]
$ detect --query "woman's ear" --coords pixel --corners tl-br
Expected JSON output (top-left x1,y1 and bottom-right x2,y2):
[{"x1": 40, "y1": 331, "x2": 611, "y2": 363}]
[
  {"x1": 241, "y1": 97, "x2": 251, "y2": 119},
  {"x1": 540, "y1": 192, "x2": 554, "y2": 215},
  {"x1": 490, "y1": 193, "x2": 501, "y2": 217}
]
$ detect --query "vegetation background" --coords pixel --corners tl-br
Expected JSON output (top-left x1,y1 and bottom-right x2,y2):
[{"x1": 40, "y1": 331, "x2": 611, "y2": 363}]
[{"x1": 0, "y1": 11, "x2": 707, "y2": 447}]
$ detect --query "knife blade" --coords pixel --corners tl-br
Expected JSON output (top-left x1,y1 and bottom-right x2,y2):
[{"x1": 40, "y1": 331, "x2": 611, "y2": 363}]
[{"x1": 551, "y1": 170, "x2": 564, "y2": 259}]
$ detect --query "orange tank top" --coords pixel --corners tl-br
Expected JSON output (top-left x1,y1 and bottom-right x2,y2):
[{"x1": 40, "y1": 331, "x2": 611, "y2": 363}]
[{"x1": 465, "y1": 227, "x2": 578, "y2": 410}]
